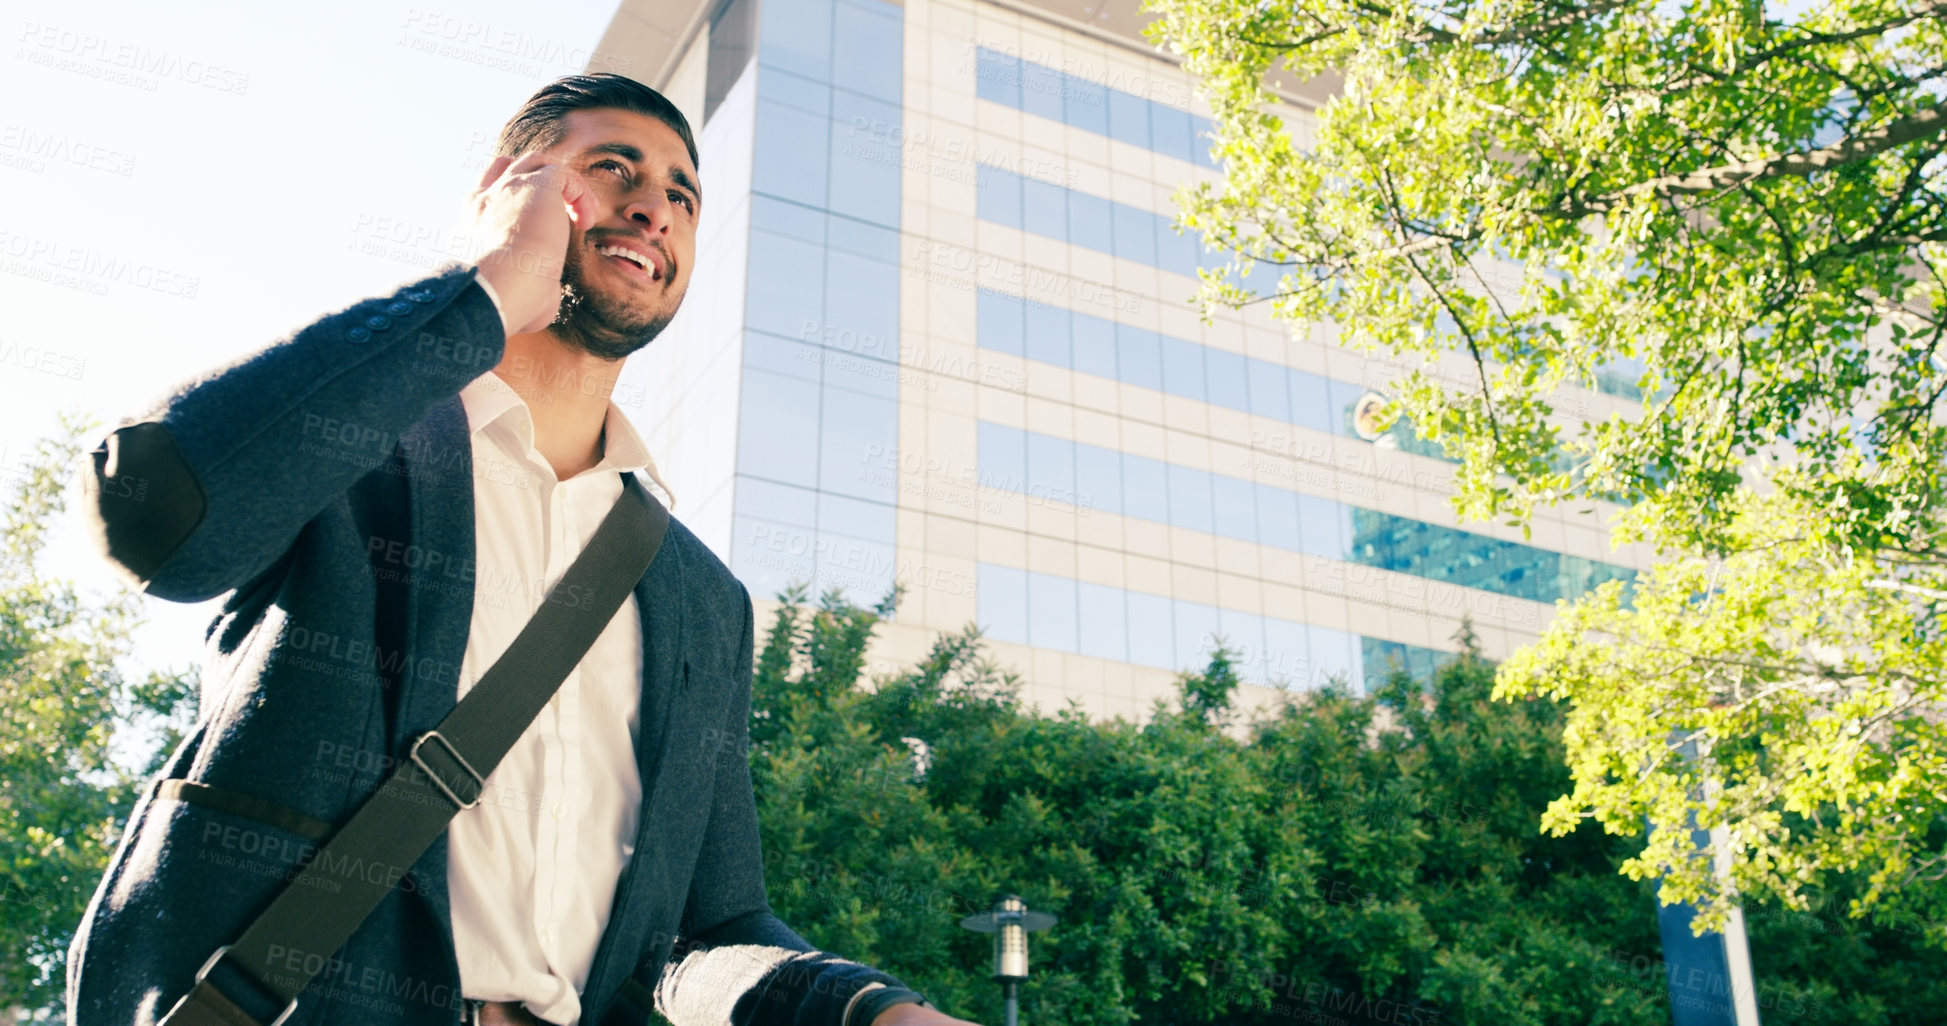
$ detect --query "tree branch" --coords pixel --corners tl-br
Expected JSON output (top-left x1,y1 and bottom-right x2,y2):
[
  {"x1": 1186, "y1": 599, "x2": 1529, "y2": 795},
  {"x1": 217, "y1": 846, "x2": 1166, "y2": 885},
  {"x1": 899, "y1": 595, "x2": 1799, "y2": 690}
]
[{"x1": 1622, "y1": 104, "x2": 1947, "y2": 200}]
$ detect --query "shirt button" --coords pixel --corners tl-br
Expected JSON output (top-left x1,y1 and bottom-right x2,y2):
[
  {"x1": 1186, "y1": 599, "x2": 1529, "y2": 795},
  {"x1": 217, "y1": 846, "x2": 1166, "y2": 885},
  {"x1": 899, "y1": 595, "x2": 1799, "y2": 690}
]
[
  {"x1": 365, "y1": 314, "x2": 392, "y2": 331},
  {"x1": 405, "y1": 288, "x2": 436, "y2": 303},
  {"x1": 345, "y1": 326, "x2": 372, "y2": 344},
  {"x1": 551, "y1": 802, "x2": 565, "y2": 819},
  {"x1": 386, "y1": 300, "x2": 414, "y2": 315}
]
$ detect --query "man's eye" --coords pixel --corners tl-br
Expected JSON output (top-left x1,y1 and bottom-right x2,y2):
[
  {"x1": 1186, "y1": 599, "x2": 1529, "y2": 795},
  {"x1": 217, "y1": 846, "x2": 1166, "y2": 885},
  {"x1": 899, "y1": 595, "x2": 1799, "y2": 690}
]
[
  {"x1": 669, "y1": 191, "x2": 695, "y2": 213},
  {"x1": 593, "y1": 159, "x2": 631, "y2": 180}
]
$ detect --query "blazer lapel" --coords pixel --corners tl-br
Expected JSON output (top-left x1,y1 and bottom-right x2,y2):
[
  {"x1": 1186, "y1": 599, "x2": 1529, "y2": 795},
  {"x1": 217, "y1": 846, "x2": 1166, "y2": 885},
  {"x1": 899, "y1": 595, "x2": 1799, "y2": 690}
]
[
  {"x1": 394, "y1": 395, "x2": 478, "y2": 961},
  {"x1": 581, "y1": 469, "x2": 690, "y2": 1013}
]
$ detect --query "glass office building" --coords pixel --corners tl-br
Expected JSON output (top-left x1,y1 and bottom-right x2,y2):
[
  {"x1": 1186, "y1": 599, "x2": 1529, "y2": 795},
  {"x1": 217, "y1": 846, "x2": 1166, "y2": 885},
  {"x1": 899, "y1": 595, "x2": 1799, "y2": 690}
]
[{"x1": 598, "y1": 0, "x2": 1651, "y2": 719}]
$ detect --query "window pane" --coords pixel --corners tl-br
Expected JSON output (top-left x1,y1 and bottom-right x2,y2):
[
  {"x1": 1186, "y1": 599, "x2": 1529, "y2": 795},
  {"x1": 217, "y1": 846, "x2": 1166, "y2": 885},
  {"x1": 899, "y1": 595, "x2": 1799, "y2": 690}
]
[
  {"x1": 1074, "y1": 441, "x2": 1123, "y2": 517},
  {"x1": 1028, "y1": 571, "x2": 1079, "y2": 652},
  {"x1": 819, "y1": 336, "x2": 898, "y2": 399},
  {"x1": 738, "y1": 368, "x2": 820, "y2": 488},
  {"x1": 1021, "y1": 60, "x2": 1063, "y2": 122},
  {"x1": 1077, "y1": 581, "x2": 1128, "y2": 662},
  {"x1": 744, "y1": 330, "x2": 821, "y2": 382},
  {"x1": 1309, "y1": 625, "x2": 1359, "y2": 689},
  {"x1": 979, "y1": 563, "x2": 1029, "y2": 644},
  {"x1": 1067, "y1": 190, "x2": 1112, "y2": 252},
  {"x1": 1159, "y1": 335, "x2": 1206, "y2": 403},
  {"x1": 753, "y1": 101, "x2": 830, "y2": 207},
  {"x1": 759, "y1": 0, "x2": 833, "y2": 81},
  {"x1": 827, "y1": 213, "x2": 900, "y2": 263},
  {"x1": 733, "y1": 515, "x2": 814, "y2": 601},
  {"x1": 821, "y1": 490, "x2": 896, "y2": 553},
  {"x1": 737, "y1": 475, "x2": 818, "y2": 528},
  {"x1": 1206, "y1": 348, "x2": 1249, "y2": 413},
  {"x1": 977, "y1": 163, "x2": 1023, "y2": 228},
  {"x1": 1116, "y1": 323, "x2": 1162, "y2": 391},
  {"x1": 1168, "y1": 463, "x2": 1214, "y2": 535},
  {"x1": 1022, "y1": 178, "x2": 1068, "y2": 240},
  {"x1": 1255, "y1": 482, "x2": 1300, "y2": 552},
  {"x1": 818, "y1": 493, "x2": 896, "y2": 602},
  {"x1": 831, "y1": 0, "x2": 901, "y2": 101},
  {"x1": 746, "y1": 230, "x2": 827, "y2": 339},
  {"x1": 977, "y1": 289, "x2": 1025, "y2": 357},
  {"x1": 1107, "y1": 89, "x2": 1149, "y2": 149},
  {"x1": 1298, "y1": 494, "x2": 1350, "y2": 560},
  {"x1": 817, "y1": 528, "x2": 896, "y2": 607},
  {"x1": 819, "y1": 385, "x2": 897, "y2": 502},
  {"x1": 1290, "y1": 369, "x2": 1334, "y2": 435},
  {"x1": 1247, "y1": 356, "x2": 1291, "y2": 422},
  {"x1": 1218, "y1": 607, "x2": 1267, "y2": 685},
  {"x1": 1159, "y1": 226, "x2": 1198, "y2": 279},
  {"x1": 1328, "y1": 378, "x2": 1367, "y2": 438},
  {"x1": 1122, "y1": 452, "x2": 1169, "y2": 523},
  {"x1": 975, "y1": 47, "x2": 1020, "y2": 108},
  {"x1": 1023, "y1": 300, "x2": 1071, "y2": 369},
  {"x1": 1072, "y1": 310, "x2": 1117, "y2": 380},
  {"x1": 1063, "y1": 77, "x2": 1107, "y2": 135},
  {"x1": 1112, "y1": 202, "x2": 1157, "y2": 266},
  {"x1": 1174, "y1": 599, "x2": 1221, "y2": 674},
  {"x1": 828, "y1": 91, "x2": 902, "y2": 226},
  {"x1": 978, "y1": 421, "x2": 1027, "y2": 493},
  {"x1": 1026, "y1": 431, "x2": 1076, "y2": 504},
  {"x1": 823, "y1": 248, "x2": 899, "y2": 360},
  {"x1": 1262, "y1": 617, "x2": 1311, "y2": 689},
  {"x1": 758, "y1": 65, "x2": 831, "y2": 115},
  {"x1": 1150, "y1": 104, "x2": 1192, "y2": 163},
  {"x1": 1127, "y1": 589, "x2": 1174, "y2": 669},
  {"x1": 1211, "y1": 473, "x2": 1256, "y2": 543},
  {"x1": 751, "y1": 193, "x2": 826, "y2": 243},
  {"x1": 1349, "y1": 508, "x2": 1400, "y2": 573}
]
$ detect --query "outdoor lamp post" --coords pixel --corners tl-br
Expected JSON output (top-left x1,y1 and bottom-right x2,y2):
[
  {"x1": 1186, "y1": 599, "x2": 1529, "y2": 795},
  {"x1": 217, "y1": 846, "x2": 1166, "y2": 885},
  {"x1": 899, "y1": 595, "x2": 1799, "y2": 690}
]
[{"x1": 959, "y1": 895, "x2": 1056, "y2": 1026}]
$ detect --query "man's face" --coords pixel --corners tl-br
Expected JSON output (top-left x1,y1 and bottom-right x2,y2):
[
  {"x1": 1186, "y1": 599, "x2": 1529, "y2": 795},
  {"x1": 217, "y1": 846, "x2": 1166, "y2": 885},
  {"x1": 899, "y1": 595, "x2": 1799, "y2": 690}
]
[{"x1": 540, "y1": 107, "x2": 701, "y2": 361}]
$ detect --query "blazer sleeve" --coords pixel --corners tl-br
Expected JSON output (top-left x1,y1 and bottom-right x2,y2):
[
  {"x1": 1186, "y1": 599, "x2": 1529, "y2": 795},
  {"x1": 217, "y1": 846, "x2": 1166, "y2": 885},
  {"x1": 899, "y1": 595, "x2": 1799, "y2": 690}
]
[
  {"x1": 652, "y1": 582, "x2": 917, "y2": 1026},
  {"x1": 75, "y1": 262, "x2": 505, "y2": 603}
]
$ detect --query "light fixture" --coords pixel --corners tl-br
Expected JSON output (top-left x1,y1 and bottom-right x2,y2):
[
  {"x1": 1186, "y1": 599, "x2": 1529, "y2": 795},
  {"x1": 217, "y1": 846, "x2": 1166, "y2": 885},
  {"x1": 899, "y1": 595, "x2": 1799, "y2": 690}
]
[{"x1": 960, "y1": 895, "x2": 1057, "y2": 1026}]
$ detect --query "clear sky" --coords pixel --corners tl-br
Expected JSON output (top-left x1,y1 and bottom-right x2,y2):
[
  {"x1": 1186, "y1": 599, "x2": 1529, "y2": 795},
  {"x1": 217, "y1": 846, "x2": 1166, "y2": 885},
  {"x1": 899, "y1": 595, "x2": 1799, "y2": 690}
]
[{"x1": 1, "y1": 0, "x2": 627, "y2": 684}]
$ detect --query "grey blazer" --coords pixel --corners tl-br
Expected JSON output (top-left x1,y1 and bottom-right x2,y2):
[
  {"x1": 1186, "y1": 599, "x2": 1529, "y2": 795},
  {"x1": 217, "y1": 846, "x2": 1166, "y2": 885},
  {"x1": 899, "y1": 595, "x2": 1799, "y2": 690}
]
[{"x1": 64, "y1": 263, "x2": 909, "y2": 1026}]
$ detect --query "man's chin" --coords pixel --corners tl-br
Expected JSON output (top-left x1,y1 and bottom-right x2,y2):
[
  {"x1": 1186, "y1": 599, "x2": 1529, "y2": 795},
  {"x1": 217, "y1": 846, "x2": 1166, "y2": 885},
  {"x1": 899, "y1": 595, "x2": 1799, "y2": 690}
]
[{"x1": 550, "y1": 283, "x2": 677, "y2": 361}]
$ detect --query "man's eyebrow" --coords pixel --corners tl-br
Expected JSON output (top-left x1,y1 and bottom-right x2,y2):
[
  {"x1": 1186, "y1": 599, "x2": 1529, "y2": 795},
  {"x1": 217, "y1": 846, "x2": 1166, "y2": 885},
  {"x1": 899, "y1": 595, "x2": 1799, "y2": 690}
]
[{"x1": 585, "y1": 141, "x2": 643, "y2": 162}]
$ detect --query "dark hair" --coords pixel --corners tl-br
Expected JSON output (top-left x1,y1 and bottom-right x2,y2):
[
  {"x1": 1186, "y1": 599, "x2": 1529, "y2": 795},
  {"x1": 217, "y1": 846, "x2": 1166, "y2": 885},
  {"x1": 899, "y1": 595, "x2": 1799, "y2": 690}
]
[{"x1": 495, "y1": 73, "x2": 700, "y2": 172}]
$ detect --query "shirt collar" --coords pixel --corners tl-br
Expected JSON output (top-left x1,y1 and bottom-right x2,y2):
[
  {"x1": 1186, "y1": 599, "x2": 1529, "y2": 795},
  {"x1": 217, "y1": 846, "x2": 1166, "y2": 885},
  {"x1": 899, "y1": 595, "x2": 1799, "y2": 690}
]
[{"x1": 458, "y1": 370, "x2": 676, "y2": 508}]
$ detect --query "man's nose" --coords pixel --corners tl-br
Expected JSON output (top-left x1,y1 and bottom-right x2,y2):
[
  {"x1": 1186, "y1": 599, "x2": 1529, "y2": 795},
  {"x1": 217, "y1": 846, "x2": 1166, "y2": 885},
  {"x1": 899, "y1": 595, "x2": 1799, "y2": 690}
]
[{"x1": 623, "y1": 191, "x2": 673, "y2": 233}]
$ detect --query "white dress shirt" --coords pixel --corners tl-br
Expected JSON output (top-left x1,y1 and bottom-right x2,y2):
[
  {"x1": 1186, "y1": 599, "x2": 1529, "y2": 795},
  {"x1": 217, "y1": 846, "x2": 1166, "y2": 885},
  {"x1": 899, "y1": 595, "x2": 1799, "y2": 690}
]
[{"x1": 448, "y1": 367, "x2": 675, "y2": 1026}]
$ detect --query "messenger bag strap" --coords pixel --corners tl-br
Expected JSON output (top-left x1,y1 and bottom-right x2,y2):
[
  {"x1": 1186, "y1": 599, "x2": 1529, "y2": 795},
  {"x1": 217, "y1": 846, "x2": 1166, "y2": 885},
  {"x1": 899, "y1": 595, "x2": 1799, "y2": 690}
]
[{"x1": 161, "y1": 473, "x2": 670, "y2": 1026}]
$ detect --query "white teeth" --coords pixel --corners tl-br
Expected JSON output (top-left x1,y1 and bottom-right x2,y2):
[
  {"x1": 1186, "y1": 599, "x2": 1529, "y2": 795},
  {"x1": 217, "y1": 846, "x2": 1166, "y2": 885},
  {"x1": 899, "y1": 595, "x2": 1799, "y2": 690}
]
[{"x1": 597, "y1": 244, "x2": 655, "y2": 277}]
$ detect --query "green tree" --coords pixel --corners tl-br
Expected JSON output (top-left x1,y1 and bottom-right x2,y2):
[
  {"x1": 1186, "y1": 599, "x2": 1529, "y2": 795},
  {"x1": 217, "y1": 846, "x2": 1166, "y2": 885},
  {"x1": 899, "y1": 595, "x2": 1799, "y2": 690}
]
[
  {"x1": 748, "y1": 588, "x2": 1947, "y2": 1025},
  {"x1": 1, "y1": 416, "x2": 199, "y2": 1013},
  {"x1": 1143, "y1": 0, "x2": 1947, "y2": 933}
]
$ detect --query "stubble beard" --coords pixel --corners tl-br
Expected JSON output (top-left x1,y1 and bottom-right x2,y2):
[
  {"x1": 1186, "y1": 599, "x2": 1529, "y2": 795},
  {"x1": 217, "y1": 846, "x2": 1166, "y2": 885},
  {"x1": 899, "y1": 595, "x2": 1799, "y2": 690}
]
[{"x1": 549, "y1": 242, "x2": 678, "y2": 361}]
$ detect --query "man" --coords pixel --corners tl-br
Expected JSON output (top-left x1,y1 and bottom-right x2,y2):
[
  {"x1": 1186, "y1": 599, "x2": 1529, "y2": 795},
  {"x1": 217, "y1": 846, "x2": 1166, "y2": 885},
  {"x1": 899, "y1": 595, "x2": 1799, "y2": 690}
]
[{"x1": 66, "y1": 74, "x2": 977, "y2": 1026}]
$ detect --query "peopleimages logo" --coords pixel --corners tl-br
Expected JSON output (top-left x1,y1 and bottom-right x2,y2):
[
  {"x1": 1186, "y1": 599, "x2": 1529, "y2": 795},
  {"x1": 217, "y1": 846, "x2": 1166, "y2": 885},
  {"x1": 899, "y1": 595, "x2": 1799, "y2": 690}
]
[
  {"x1": 0, "y1": 229, "x2": 199, "y2": 299},
  {"x1": 0, "y1": 124, "x2": 137, "y2": 176},
  {"x1": 398, "y1": 10, "x2": 632, "y2": 76},
  {"x1": 14, "y1": 23, "x2": 250, "y2": 95}
]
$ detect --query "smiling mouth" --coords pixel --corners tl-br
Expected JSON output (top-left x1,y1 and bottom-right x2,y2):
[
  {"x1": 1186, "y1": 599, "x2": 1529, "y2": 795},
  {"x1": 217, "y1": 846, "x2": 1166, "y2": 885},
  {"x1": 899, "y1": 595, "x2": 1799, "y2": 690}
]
[{"x1": 595, "y1": 242, "x2": 662, "y2": 283}]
